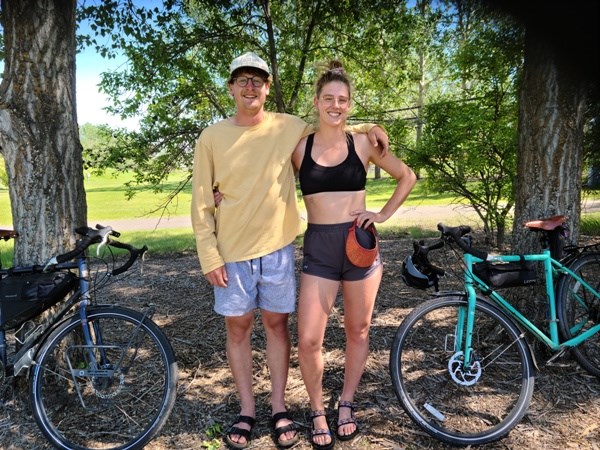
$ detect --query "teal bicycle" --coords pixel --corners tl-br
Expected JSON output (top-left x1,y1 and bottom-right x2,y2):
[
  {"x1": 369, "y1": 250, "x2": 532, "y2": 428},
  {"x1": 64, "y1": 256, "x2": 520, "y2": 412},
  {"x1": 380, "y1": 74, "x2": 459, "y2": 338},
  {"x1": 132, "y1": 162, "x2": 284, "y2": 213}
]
[{"x1": 390, "y1": 216, "x2": 600, "y2": 446}]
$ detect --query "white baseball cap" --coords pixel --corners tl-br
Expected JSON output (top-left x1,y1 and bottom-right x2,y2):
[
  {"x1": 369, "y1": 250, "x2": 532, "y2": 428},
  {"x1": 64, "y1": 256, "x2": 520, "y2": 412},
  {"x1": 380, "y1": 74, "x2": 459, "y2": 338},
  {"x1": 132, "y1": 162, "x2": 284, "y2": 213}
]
[{"x1": 229, "y1": 52, "x2": 271, "y2": 77}]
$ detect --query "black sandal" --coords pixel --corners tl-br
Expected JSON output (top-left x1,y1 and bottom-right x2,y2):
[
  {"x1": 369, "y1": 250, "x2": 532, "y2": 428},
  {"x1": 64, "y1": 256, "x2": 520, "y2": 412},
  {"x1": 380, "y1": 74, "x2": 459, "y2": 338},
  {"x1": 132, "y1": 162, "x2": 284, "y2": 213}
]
[
  {"x1": 336, "y1": 400, "x2": 359, "y2": 441},
  {"x1": 224, "y1": 415, "x2": 256, "y2": 449},
  {"x1": 310, "y1": 410, "x2": 335, "y2": 450},
  {"x1": 272, "y1": 411, "x2": 301, "y2": 448}
]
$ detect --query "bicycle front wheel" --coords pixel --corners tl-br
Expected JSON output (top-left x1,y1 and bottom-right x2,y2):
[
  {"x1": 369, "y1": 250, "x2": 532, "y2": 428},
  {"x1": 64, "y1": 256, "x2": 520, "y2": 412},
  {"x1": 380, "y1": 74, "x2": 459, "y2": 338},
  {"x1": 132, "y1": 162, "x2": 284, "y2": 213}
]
[
  {"x1": 557, "y1": 252, "x2": 600, "y2": 377},
  {"x1": 390, "y1": 295, "x2": 534, "y2": 446},
  {"x1": 30, "y1": 306, "x2": 178, "y2": 450}
]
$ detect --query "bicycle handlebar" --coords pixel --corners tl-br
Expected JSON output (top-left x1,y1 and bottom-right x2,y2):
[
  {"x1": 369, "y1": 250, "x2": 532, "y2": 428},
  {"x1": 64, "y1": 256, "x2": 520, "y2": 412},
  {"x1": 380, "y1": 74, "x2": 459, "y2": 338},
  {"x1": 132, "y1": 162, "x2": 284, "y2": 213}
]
[
  {"x1": 412, "y1": 239, "x2": 446, "y2": 276},
  {"x1": 107, "y1": 240, "x2": 148, "y2": 276},
  {"x1": 437, "y1": 223, "x2": 489, "y2": 261},
  {"x1": 53, "y1": 225, "x2": 115, "y2": 264},
  {"x1": 45, "y1": 225, "x2": 147, "y2": 276},
  {"x1": 409, "y1": 223, "x2": 489, "y2": 278}
]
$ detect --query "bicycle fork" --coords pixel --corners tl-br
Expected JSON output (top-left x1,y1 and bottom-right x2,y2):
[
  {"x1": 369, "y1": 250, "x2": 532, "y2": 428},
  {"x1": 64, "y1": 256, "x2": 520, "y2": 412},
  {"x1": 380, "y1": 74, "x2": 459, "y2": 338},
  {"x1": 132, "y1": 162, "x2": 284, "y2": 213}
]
[
  {"x1": 67, "y1": 308, "x2": 156, "y2": 408},
  {"x1": 444, "y1": 290, "x2": 483, "y2": 386}
]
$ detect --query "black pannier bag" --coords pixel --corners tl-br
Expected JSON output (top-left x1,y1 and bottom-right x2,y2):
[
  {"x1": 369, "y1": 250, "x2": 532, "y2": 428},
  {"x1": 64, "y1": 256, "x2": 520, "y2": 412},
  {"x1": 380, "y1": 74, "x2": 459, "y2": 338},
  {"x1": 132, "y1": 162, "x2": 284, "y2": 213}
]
[
  {"x1": 472, "y1": 256, "x2": 537, "y2": 289},
  {"x1": 0, "y1": 271, "x2": 78, "y2": 330}
]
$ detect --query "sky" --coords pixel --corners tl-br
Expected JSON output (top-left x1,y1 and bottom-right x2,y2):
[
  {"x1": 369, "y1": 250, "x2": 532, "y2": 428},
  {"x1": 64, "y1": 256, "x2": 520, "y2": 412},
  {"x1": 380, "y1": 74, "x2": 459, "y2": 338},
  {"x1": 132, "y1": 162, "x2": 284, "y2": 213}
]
[
  {"x1": 76, "y1": 0, "x2": 167, "y2": 130},
  {"x1": 76, "y1": 38, "x2": 139, "y2": 130}
]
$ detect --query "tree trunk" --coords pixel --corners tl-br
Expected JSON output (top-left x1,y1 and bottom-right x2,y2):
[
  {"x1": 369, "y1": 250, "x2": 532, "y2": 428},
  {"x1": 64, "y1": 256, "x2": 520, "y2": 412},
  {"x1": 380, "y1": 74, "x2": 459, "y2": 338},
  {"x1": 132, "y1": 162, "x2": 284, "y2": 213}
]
[
  {"x1": 512, "y1": 28, "x2": 586, "y2": 253},
  {"x1": 511, "y1": 26, "x2": 587, "y2": 354},
  {"x1": 0, "y1": 0, "x2": 86, "y2": 265}
]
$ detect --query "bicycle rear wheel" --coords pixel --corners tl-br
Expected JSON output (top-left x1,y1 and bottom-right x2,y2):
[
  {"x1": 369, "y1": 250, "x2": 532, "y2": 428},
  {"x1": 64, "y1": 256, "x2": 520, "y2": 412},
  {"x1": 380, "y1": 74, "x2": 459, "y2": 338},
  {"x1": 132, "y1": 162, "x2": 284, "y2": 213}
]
[
  {"x1": 390, "y1": 295, "x2": 534, "y2": 446},
  {"x1": 30, "y1": 306, "x2": 178, "y2": 450},
  {"x1": 557, "y1": 252, "x2": 600, "y2": 377}
]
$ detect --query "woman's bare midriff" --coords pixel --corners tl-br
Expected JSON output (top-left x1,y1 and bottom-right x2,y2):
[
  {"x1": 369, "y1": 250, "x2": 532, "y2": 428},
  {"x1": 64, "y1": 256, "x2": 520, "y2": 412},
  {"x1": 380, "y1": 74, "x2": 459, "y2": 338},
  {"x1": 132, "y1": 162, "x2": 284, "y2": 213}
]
[{"x1": 303, "y1": 190, "x2": 367, "y2": 224}]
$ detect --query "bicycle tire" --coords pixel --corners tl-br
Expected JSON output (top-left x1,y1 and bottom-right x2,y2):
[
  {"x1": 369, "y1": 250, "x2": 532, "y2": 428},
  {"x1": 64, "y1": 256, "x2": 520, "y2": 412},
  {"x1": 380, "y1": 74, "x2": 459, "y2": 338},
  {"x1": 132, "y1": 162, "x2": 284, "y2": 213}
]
[
  {"x1": 557, "y1": 252, "x2": 600, "y2": 377},
  {"x1": 30, "y1": 306, "x2": 178, "y2": 450},
  {"x1": 390, "y1": 295, "x2": 535, "y2": 446}
]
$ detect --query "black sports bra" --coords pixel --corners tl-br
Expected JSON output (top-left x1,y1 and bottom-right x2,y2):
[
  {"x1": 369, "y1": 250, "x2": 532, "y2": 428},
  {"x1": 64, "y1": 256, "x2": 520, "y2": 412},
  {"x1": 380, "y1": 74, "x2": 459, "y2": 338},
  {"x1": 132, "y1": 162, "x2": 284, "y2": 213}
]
[{"x1": 299, "y1": 132, "x2": 367, "y2": 196}]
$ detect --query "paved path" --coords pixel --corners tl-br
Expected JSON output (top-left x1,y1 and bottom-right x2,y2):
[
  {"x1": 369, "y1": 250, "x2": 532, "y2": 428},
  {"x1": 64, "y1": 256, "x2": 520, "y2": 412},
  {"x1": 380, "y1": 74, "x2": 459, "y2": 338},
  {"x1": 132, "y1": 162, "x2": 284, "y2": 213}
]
[
  {"x1": 85, "y1": 203, "x2": 479, "y2": 232},
  {"x1": 98, "y1": 198, "x2": 600, "y2": 232},
  {"x1": 3, "y1": 200, "x2": 600, "y2": 232}
]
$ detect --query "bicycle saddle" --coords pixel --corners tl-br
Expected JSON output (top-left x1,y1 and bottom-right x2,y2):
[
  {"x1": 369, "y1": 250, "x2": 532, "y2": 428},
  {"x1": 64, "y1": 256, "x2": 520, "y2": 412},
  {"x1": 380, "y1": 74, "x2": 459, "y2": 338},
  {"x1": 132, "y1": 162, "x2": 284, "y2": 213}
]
[
  {"x1": 0, "y1": 229, "x2": 18, "y2": 241},
  {"x1": 523, "y1": 215, "x2": 567, "y2": 231}
]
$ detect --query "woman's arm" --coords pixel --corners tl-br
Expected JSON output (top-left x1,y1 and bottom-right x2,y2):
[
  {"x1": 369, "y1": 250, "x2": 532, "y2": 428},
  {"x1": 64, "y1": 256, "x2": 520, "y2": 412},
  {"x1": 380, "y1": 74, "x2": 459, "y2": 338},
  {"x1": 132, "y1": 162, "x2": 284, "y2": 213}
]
[{"x1": 351, "y1": 134, "x2": 417, "y2": 227}]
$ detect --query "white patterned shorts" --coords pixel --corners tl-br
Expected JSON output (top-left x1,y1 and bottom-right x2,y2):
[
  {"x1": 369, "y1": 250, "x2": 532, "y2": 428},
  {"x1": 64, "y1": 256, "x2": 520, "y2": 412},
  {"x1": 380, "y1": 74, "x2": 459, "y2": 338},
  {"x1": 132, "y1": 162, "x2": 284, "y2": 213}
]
[{"x1": 213, "y1": 244, "x2": 296, "y2": 316}]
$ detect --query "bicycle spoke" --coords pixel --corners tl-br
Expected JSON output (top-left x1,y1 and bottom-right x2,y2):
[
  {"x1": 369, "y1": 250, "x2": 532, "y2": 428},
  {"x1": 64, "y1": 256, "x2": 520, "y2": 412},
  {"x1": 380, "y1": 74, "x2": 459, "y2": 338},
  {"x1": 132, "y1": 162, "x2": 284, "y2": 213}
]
[
  {"x1": 390, "y1": 296, "x2": 534, "y2": 446},
  {"x1": 31, "y1": 308, "x2": 177, "y2": 450},
  {"x1": 558, "y1": 253, "x2": 600, "y2": 376}
]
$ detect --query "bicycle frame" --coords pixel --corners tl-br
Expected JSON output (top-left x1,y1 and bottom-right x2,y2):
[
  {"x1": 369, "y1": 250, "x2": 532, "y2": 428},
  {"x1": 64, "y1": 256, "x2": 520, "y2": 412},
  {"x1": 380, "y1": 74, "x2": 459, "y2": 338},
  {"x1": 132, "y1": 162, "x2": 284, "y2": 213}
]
[
  {"x1": 0, "y1": 226, "x2": 178, "y2": 450},
  {"x1": 458, "y1": 249, "x2": 600, "y2": 367},
  {"x1": 1, "y1": 234, "x2": 145, "y2": 378}
]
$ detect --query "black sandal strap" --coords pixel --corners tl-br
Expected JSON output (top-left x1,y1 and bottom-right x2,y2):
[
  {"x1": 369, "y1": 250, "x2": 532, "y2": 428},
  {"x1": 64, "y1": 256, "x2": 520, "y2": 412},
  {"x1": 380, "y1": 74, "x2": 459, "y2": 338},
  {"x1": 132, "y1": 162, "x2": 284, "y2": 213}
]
[
  {"x1": 228, "y1": 426, "x2": 251, "y2": 440},
  {"x1": 274, "y1": 422, "x2": 298, "y2": 437},
  {"x1": 227, "y1": 415, "x2": 256, "y2": 440},
  {"x1": 234, "y1": 415, "x2": 256, "y2": 427},
  {"x1": 312, "y1": 427, "x2": 332, "y2": 437},
  {"x1": 272, "y1": 411, "x2": 293, "y2": 424},
  {"x1": 338, "y1": 400, "x2": 354, "y2": 410},
  {"x1": 338, "y1": 416, "x2": 358, "y2": 426},
  {"x1": 272, "y1": 412, "x2": 299, "y2": 439},
  {"x1": 310, "y1": 409, "x2": 327, "y2": 419}
]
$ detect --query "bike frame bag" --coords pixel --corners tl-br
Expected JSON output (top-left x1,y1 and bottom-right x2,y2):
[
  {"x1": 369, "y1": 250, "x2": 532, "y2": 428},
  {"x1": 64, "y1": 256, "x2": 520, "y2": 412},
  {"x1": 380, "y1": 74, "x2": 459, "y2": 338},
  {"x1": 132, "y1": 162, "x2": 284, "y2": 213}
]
[
  {"x1": 472, "y1": 257, "x2": 537, "y2": 289},
  {"x1": 0, "y1": 271, "x2": 78, "y2": 330}
]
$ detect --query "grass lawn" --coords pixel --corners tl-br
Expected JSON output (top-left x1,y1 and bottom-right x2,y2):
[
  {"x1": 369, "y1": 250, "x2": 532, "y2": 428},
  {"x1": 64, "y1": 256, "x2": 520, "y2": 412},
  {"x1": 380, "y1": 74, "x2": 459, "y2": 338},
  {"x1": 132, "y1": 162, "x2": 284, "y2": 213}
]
[
  {"x1": 0, "y1": 171, "x2": 451, "y2": 265},
  {"x1": 1, "y1": 171, "x2": 599, "y2": 266},
  {"x1": 1, "y1": 171, "x2": 457, "y2": 225},
  {"x1": 1, "y1": 170, "x2": 192, "y2": 224}
]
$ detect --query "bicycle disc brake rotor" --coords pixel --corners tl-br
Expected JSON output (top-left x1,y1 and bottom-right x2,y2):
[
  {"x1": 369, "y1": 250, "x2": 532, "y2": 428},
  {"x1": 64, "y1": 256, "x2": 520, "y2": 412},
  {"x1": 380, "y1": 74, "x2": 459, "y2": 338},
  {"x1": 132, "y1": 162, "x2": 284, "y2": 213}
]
[{"x1": 448, "y1": 351, "x2": 481, "y2": 386}]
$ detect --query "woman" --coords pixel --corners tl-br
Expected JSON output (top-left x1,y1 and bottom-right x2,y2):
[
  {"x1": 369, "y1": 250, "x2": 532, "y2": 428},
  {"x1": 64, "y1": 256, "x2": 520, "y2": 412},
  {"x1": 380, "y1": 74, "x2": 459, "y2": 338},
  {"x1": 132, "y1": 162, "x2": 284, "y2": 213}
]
[{"x1": 292, "y1": 60, "x2": 416, "y2": 450}]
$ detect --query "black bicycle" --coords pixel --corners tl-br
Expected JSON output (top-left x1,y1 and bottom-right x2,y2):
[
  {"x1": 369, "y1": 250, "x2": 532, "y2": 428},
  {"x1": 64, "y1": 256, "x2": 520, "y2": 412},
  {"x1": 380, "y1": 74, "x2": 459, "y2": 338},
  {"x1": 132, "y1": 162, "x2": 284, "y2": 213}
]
[{"x1": 0, "y1": 225, "x2": 178, "y2": 450}]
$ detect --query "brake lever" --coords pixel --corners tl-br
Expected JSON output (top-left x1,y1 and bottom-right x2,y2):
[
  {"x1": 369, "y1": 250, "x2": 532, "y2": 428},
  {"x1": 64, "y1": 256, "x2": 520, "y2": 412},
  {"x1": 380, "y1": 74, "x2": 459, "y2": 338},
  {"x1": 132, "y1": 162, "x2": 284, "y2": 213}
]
[
  {"x1": 96, "y1": 233, "x2": 110, "y2": 256},
  {"x1": 43, "y1": 256, "x2": 58, "y2": 272}
]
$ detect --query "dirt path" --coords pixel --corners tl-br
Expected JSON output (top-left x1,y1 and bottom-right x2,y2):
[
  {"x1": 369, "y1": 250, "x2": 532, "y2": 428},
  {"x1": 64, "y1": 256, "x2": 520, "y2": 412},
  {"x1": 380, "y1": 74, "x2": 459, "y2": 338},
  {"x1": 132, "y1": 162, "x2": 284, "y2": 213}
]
[{"x1": 3, "y1": 200, "x2": 599, "y2": 232}]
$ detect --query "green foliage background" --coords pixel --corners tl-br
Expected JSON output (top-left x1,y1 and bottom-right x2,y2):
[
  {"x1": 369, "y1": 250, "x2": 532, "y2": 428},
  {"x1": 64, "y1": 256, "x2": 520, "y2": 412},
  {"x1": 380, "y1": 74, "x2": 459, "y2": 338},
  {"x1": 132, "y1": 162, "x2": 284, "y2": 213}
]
[
  {"x1": 73, "y1": 1, "x2": 529, "y2": 244},
  {"x1": 1, "y1": 1, "x2": 598, "y2": 247}
]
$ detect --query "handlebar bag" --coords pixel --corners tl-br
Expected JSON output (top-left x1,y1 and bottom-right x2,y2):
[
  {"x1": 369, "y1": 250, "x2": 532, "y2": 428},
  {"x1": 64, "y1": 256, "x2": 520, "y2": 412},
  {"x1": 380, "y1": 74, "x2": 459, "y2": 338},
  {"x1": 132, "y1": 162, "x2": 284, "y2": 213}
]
[
  {"x1": 472, "y1": 257, "x2": 537, "y2": 289},
  {"x1": 0, "y1": 271, "x2": 78, "y2": 330}
]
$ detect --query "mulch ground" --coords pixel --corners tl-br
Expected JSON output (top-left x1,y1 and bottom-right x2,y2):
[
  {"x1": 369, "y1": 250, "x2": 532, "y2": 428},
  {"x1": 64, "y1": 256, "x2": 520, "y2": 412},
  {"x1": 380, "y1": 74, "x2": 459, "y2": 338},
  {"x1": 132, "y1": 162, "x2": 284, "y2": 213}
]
[{"x1": 2, "y1": 234, "x2": 600, "y2": 449}]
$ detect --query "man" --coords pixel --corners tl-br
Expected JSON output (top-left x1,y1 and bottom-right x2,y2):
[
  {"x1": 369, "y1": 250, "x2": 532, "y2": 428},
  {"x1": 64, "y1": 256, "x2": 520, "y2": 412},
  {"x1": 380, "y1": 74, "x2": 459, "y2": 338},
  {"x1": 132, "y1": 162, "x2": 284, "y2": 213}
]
[{"x1": 191, "y1": 51, "x2": 387, "y2": 449}]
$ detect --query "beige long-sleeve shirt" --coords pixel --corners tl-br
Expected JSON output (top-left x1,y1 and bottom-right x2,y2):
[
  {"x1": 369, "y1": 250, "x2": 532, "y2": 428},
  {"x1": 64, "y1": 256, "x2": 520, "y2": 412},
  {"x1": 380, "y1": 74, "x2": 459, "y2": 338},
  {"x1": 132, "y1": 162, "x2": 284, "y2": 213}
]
[{"x1": 191, "y1": 112, "x2": 308, "y2": 274}]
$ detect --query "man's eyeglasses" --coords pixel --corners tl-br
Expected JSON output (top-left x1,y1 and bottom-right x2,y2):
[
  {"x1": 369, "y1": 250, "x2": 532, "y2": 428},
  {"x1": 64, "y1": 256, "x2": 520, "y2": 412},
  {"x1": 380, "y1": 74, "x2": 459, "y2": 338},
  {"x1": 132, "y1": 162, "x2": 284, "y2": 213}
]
[{"x1": 234, "y1": 76, "x2": 266, "y2": 88}]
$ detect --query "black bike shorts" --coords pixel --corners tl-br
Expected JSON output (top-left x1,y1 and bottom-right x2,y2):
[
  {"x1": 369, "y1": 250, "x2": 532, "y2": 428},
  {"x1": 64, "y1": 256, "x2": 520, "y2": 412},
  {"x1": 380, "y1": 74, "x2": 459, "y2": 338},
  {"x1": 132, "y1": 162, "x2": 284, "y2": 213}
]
[{"x1": 302, "y1": 222, "x2": 381, "y2": 281}]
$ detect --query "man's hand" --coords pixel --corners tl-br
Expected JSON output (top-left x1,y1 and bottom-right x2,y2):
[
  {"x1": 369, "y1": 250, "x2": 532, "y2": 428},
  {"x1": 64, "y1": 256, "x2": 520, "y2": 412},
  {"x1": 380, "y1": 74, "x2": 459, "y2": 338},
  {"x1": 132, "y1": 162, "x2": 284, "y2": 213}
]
[
  {"x1": 213, "y1": 189, "x2": 223, "y2": 207},
  {"x1": 205, "y1": 266, "x2": 228, "y2": 287},
  {"x1": 368, "y1": 126, "x2": 389, "y2": 156}
]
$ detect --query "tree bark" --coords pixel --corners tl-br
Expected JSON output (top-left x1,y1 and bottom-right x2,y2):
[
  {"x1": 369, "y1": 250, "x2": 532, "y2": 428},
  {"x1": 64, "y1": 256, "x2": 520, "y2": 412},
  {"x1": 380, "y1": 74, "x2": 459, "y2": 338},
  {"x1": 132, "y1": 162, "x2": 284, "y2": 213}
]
[
  {"x1": 0, "y1": 0, "x2": 86, "y2": 265},
  {"x1": 512, "y1": 28, "x2": 586, "y2": 253}
]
